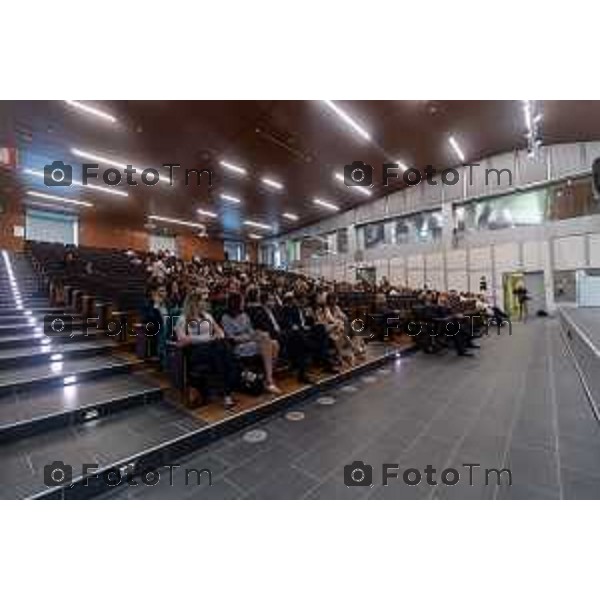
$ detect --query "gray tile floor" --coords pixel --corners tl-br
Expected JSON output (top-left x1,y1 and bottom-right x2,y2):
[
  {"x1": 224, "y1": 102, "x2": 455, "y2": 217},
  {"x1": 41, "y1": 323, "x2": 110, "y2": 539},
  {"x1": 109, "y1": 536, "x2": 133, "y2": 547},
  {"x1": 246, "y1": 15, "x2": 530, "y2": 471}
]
[{"x1": 106, "y1": 318, "x2": 600, "y2": 500}]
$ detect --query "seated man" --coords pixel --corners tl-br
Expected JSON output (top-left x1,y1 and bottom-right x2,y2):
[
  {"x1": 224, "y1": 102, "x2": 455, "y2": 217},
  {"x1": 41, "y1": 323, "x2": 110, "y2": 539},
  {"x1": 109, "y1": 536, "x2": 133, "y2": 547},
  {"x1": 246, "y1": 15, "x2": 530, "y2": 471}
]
[
  {"x1": 221, "y1": 292, "x2": 281, "y2": 394},
  {"x1": 246, "y1": 289, "x2": 314, "y2": 384},
  {"x1": 175, "y1": 291, "x2": 236, "y2": 409}
]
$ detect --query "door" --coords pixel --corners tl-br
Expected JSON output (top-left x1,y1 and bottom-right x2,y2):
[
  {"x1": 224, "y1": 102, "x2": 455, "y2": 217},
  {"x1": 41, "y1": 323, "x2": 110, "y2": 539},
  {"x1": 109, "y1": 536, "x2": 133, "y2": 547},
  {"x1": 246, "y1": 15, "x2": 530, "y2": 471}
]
[{"x1": 524, "y1": 271, "x2": 547, "y2": 316}]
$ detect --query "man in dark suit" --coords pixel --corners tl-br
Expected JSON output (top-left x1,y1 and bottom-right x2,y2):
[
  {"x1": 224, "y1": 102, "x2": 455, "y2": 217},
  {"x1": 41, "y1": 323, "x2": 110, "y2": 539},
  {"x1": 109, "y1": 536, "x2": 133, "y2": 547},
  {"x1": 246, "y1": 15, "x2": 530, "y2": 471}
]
[{"x1": 247, "y1": 290, "x2": 313, "y2": 384}]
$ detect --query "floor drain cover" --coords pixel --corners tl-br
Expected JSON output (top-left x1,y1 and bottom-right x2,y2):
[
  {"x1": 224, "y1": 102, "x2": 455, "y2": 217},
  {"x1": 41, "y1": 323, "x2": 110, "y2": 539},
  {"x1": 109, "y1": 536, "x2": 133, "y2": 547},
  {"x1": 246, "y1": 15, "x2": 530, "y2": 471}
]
[
  {"x1": 285, "y1": 411, "x2": 305, "y2": 421},
  {"x1": 361, "y1": 375, "x2": 377, "y2": 384},
  {"x1": 316, "y1": 396, "x2": 337, "y2": 405},
  {"x1": 340, "y1": 385, "x2": 358, "y2": 393},
  {"x1": 242, "y1": 429, "x2": 268, "y2": 443}
]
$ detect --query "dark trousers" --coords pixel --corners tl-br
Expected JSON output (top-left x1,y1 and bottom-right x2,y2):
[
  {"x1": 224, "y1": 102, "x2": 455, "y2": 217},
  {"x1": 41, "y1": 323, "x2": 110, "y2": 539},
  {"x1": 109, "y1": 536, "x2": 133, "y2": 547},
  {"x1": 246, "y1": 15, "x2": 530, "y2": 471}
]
[{"x1": 187, "y1": 339, "x2": 237, "y2": 395}]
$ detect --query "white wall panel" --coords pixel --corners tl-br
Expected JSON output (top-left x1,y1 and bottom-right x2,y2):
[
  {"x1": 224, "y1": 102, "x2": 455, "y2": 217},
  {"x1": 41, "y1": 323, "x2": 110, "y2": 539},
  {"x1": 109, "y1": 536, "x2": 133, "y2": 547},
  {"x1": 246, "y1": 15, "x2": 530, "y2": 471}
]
[
  {"x1": 494, "y1": 242, "x2": 520, "y2": 272},
  {"x1": 588, "y1": 233, "x2": 600, "y2": 267},
  {"x1": 549, "y1": 143, "x2": 586, "y2": 179},
  {"x1": 446, "y1": 249, "x2": 467, "y2": 270},
  {"x1": 522, "y1": 240, "x2": 545, "y2": 271},
  {"x1": 425, "y1": 252, "x2": 443, "y2": 270},
  {"x1": 585, "y1": 141, "x2": 600, "y2": 164},
  {"x1": 554, "y1": 235, "x2": 586, "y2": 270},
  {"x1": 517, "y1": 148, "x2": 548, "y2": 186},
  {"x1": 447, "y1": 270, "x2": 468, "y2": 292},
  {"x1": 469, "y1": 246, "x2": 492, "y2": 270},
  {"x1": 407, "y1": 253, "x2": 423, "y2": 269}
]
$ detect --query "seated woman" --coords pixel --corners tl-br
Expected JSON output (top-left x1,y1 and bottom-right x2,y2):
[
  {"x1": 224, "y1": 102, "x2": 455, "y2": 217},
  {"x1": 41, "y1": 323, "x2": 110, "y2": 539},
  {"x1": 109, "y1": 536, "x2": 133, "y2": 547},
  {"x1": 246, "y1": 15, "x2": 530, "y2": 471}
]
[
  {"x1": 175, "y1": 291, "x2": 236, "y2": 409},
  {"x1": 314, "y1": 292, "x2": 356, "y2": 367},
  {"x1": 327, "y1": 293, "x2": 366, "y2": 357},
  {"x1": 221, "y1": 292, "x2": 281, "y2": 394}
]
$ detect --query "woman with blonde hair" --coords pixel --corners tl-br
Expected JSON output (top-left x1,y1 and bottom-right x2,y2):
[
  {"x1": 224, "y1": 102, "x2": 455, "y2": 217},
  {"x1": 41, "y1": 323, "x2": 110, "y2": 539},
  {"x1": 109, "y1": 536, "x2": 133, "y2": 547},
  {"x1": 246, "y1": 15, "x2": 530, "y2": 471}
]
[{"x1": 175, "y1": 291, "x2": 236, "y2": 409}]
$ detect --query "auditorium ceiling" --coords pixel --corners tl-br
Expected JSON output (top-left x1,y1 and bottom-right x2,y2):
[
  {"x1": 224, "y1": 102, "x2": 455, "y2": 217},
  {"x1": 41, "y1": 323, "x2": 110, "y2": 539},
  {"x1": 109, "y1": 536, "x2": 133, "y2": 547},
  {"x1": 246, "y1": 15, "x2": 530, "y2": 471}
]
[{"x1": 2, "y1": 100, "x2": 600, "y2": 240}]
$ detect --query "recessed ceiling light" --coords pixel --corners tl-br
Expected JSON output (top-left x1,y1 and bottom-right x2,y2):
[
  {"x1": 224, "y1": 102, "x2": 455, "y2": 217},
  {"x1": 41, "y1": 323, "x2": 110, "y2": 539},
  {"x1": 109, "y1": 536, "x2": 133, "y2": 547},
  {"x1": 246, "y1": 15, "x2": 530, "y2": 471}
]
[
  {"x1": 448, "y1": 135, "x2": 465, "y2": 162},
  {"x1": 197, "y1": 208, "x2": 218, "y2": 218},
  {"x1": 64, "y1": 100, "x2": 117, "y2": 124},
  {"x1": 244, "y1": 220, "x2": 272, "y2": 230},
  {"x1": 219, "y1": 160, "x2": 247, "y2": 175},
  {"x1": 248, "y1": 233, "x2": 263, "y2": 240},
  {"x1": 148, "y1": 215, "x2": 205, "y2": 228},
  {"x1": 334, "y1": 172, "x2": 372, "y2": 196},
  {"x1": 220, "y1": 193, "x2": 242, "y2": 204},
  {"x1": 323, "y1": 100, "x2": 371, "y2": 141},
  {"x1": 313, "y1": 197, "x2": 339, "y2": 211},
  {"x1": 22, "y1": 168, "x2": 128, "y2": 197},
  {"x1": 261, "y1": 177, "x2": 284, "y2": 190},
  {"x1": 26, "y1": 190, "x2": 93, "y2": 207},
  {"x1": 282, "y1": 212, "x2": 299, "y2": 221},
  {"x1": 71, "y1": 147, "x2": 170, "y2": 186}
]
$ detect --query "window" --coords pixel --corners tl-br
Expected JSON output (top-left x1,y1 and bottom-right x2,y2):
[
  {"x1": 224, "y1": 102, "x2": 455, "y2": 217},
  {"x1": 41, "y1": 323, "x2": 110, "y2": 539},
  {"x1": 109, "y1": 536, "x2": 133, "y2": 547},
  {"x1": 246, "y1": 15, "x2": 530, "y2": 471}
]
[
  {"x1": 455, "y1": 188, "x2": 548, "y2": 232},
  {"x1": 337, "y1": 228, "x2": 348, "y2": 254},
  {"x1": 25, "y1": 209, "x2": 78, "y2": 245},
  {"x1": 149, "y1": 234, "x2": 177, "y2": 254}
]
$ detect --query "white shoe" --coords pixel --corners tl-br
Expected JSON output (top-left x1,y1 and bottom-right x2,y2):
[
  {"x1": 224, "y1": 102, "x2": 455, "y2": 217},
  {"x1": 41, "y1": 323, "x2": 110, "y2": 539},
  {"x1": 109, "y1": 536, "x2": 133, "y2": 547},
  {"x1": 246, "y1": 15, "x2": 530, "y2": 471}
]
[
  {"x1": 223, "y1": 396, "x2": 236, "y2": 409},
  {"x1": 266, "y1": 384, "x2": 281, "y2": 394}
]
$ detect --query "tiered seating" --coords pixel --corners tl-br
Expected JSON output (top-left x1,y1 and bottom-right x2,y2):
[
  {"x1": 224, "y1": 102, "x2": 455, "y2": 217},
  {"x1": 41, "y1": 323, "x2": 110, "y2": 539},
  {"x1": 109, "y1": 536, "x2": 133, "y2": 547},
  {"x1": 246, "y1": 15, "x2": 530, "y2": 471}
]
[{"x1": 26, "y1": 241, "x2": 148, "y2": 313}]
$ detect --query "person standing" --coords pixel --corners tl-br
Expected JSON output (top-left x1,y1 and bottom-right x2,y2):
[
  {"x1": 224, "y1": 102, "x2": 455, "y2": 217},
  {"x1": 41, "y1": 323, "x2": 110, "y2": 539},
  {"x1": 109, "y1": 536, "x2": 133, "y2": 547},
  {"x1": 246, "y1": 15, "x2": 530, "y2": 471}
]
[{"x1": 514, "y1": 283, "x2": 529, "y2": 322}]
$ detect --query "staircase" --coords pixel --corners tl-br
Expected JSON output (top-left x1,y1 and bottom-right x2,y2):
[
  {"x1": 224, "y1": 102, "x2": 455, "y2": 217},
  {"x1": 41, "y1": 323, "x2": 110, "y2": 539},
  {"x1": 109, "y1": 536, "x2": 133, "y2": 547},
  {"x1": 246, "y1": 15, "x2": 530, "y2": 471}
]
[{"x1": 0, "y1": 250, "x2": 202, "y2": 499}]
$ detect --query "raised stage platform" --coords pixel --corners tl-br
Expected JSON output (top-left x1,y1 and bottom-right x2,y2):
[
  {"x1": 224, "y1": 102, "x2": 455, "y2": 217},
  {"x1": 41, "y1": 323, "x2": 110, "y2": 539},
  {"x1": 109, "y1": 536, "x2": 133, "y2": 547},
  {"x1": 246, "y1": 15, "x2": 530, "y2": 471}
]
[{"x1": 558, "y1": 307, "x2": 600, "y2": 420}]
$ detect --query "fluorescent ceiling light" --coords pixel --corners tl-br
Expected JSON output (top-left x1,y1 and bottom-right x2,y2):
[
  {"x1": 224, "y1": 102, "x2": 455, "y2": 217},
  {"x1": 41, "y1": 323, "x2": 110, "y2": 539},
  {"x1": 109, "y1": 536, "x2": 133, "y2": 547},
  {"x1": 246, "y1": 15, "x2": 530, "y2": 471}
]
[
  {"x1": 334, "y1": 172, "x2": 372, "y2": 196},
  {"x1": 22, "y1": 168, "x2": 128, "y2": 197},
  {"x1": 148, "y1": 215, "x2": 204, "y2": 228},
  {"x1": 261, "y1": 177, "x2": 283, "y2": 190},
  {"x1": 64, "y1": 100, "x2": 117, "y2": 124},
  {"x1": 313, "y1": 197, "x2": 339, "y2": 211},
  {"x1": 220, "y1": 193, "x2": 241, "y2": 204},
  {"x1": 323, "y1": 100, "x2": 371, "y2": 141},
  {"x1": 219, "y1": 160, "x2": 247, "y2": 175},
  {"x1": 282, "y1": 212, "x2": 299, "y2": 221},
  {"x1": 197, "y1": 208, "x2": 218, "y2": 218},
  {"x1": 244, "y1": 220, "x2": 272, "y2": 230},
  {"x1": 26, "y1": 190, "x2": 93, "y2": 207},
  {"x1": 448, "y1": 136, "x2": 465, "y2": 162},
  {"x1": 248, "y1": 233, "x2": 263, "y2": 240},
  {"x1": 71, "y1": 147, "x2": 170, "y2": 186}
]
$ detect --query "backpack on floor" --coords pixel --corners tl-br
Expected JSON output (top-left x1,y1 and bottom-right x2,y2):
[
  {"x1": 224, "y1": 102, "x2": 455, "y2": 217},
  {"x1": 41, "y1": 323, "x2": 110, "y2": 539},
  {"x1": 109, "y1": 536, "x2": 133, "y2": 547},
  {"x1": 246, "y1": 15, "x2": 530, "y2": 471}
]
[{"x1": 239, "y1": 368, "x2": 265, "y2": 395}]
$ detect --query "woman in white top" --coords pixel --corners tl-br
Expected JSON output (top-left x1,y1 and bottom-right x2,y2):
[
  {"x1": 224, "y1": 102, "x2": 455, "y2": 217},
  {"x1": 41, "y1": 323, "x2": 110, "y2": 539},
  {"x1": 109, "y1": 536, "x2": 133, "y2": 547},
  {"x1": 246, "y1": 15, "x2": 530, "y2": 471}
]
[{"x1": 176, "y1": 292, "x2": 236, "y2": 409}]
